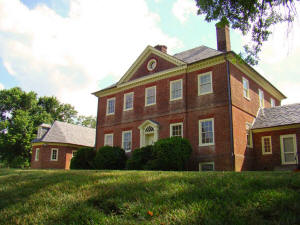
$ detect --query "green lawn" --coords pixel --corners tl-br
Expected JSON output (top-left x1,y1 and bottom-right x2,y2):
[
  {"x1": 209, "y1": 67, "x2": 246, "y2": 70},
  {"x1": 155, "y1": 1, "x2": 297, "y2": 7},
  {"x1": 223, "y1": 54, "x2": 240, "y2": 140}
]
[{"x1": 0, "y1": 169, "x2": 300, "y2": 225}]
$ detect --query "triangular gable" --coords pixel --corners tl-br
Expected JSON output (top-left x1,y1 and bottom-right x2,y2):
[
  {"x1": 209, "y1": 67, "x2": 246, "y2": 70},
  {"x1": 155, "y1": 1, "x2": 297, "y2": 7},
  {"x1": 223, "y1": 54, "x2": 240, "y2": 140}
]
[{"x1": 118, "y1": 46, "x2": 186, "y2": 85}]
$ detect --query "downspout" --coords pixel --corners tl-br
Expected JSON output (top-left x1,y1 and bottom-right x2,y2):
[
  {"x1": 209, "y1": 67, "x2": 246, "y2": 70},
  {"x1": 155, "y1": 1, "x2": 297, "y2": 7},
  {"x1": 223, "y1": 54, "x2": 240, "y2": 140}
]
[{"x1": 225, "y1": 57, "x2": 235, "y2": 171}]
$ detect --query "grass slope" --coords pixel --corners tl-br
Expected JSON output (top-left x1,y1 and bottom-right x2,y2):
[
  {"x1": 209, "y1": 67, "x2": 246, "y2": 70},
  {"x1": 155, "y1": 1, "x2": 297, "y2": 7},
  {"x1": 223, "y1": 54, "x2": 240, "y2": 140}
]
[{"x1": 0, "y1": 169, "x2": 300, "y2": 225}]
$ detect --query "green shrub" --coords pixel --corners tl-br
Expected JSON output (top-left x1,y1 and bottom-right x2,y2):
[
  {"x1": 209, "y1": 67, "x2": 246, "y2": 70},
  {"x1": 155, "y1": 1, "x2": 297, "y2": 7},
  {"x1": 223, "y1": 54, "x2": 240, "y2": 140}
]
[
  {"x1": 70, "y1": 147, "x2": 96, "y2": 169},
  {"x1": 146, "y1": 137, "x2": 192, "y2": 171},
  {"x1": 94, "y1": 146, "x2": 126, "y2": 170},
  {"x1": 126, "y1": 145, "x2": 154, "y2": 170},
  {"x1": 8, "y1": 156, "x2": 30, "y2": 168}
]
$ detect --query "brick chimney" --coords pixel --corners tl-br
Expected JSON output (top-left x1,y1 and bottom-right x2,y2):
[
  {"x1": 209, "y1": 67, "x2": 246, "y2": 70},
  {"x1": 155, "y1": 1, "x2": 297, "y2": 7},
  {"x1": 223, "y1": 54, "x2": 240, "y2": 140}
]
[
  {"x1": 154, "y1": 45, "x2": 167, "y2": 53},
  {"x1": 216, "y1": 24, "x2": 231, "y2": 52}
]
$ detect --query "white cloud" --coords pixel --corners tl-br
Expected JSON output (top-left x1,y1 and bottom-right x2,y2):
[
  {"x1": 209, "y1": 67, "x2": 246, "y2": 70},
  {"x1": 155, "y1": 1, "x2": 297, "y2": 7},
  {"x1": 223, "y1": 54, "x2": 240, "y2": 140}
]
[
  {"x1": 0, "y1": 0, "x2": 182, "y2": 115},
  {"x1": 172, "y1": 0, "x2": 197, "y2": 23},
  {"x1": 0, "y1": 82, "x2": 4, "y2": 90}
]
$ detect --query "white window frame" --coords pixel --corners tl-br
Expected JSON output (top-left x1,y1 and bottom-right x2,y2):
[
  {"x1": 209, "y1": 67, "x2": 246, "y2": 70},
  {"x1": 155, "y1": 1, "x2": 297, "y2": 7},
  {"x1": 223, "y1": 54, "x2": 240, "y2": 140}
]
[
  {"x1": 106, "y1": 97, "x2": 116, "y2": 115},
  {"x1": 35, "y1": 148, "x2": 40, "y2": 161},
  {"x1": 122, "y1": 130, "x2": 132, "y2": 152},
  {"x1": 198, "y1": 72, "x2": 213, "y2": 96},
  {"x1": 170, "y1": 122, "x2": 183, "y2": 137},
  {"x1": 72, "y1": 150, "x2": 77, "y2": 158},
  {"x1": 104, "y1": 133, "x2": 114, "y2": 146},
  {"x1": 242, "y1": 77, "x2": 250, "y2": 100},
  {"x1": 50, "y1": 148, "x2": 58, "y2": 161},
  {"x1": 199, "y1": 162, "x2": 215, "y2": 171},
  {"x1": 123, "y1": 92, "x2": 134, "y2": 111},
  {"x1": 262, "y1": 136, "x2": 272, "y2": 155},
  {"x1": 259, "y1": 89, "x2": 264, "y2": 108},
  {"x1": 170, "y1": 79, "x2": 183, "y2": 101},
  {"x1": 280, "y1": 134, "x2": 298, "y2": 165},
  {"x1": 199, "y1": 118, "x2": 215, "y2": 146},
  {"x1": 145, "y1": 86, "x2": 156, "y2": 106},
  {"x1": 270, "y1": 98, "x2": 275, "y2": 107},
  {"x1": 246, "y1": 122, "x2": 253, "y2": 148}
]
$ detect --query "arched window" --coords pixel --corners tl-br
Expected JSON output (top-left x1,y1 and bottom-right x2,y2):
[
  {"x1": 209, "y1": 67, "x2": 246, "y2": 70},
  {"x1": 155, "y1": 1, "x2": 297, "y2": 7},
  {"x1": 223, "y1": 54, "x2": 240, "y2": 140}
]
[{"x1": 145, "y1": 126, "x2": 154, "y2": 134}]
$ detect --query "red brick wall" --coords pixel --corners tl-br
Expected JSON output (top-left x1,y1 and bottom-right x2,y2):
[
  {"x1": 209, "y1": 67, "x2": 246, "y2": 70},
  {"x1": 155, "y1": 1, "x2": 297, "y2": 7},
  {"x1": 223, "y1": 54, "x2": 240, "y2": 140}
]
[
  {"x1": 31, "y1": 144, "x2": 80, "y2": 169},
  {"x1": 252, "y1": 128, "x2": 300, "y2": 170}
]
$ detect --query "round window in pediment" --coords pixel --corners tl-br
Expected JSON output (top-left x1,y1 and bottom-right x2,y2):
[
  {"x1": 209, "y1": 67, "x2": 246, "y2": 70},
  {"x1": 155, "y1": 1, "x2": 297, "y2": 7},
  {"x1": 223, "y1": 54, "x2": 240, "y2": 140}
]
[{"x1": 147, "y1": 59, "x2": 157, "y2": 71}]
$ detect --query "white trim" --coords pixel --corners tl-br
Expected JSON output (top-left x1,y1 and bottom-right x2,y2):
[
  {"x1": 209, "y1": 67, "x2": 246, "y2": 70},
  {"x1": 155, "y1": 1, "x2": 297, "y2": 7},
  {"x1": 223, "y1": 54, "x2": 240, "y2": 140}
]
[
  {"x1": 199, "y1": 118, "x2": 215, "y2": 146},
  {"x1": 199, "y1": 162, "x2": 215, "y2": 171},
  {"x1": 145, "y1": 86, "x2": 156, "y2": 106},
  {"x1": 246, "y1": 122, "x2": 253, "y2": 148},
  {"x1": 170, "y1": 79, "x2": 183, "y2": 101},
  {"x1": 262, "y1": 136, "x2": 272, "y2": 155},
  {"x1": 50, "y1": 148, "x2": 58, "y2": 161},
  {"x1": 270, "y1": 98, "x2": 275, "y2": 107},
  {"x1": 123, "y1": 92, "x2": 134, "y2": 111},
  {"x1": 104, "y1": 133, "x2": 114, "y2": 146},
  {"x1": 122, "y1": 130, "x2": 132, "y2": 152},
  {"x1": 106, "y1": 97, "x2": 116, "y2": 115},
  {"x1": 242, "y1": 77, "x2": 250, "y2": 100},
  {"x1": 280, "y1": 134, "x2": 298, "y2": 165},
  {"x1": 198, "y1": 72, "x2": 213, "y2": 96},
  {"x1": 35, "y1": 148, "x2": 40, "y2": 161},
  {"x1": 72, "y1": 150, "x2": 77, "y2": 158},
  {"x1": 258, "y1": 89, "x2": 264, "y2": 108},
  {"x1": 147, "y1": 58, "x2": 157, "y2": 71},
  {"x1": 170, "y1": 122, "x2": 183, "y2": 137}
]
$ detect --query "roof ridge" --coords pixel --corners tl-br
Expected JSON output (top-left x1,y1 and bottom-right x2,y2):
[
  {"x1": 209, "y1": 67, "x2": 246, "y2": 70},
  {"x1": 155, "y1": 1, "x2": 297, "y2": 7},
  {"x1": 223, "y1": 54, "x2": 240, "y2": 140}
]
[{"x1": 54, "y1": 120, "x2": 96, "y2": 130}]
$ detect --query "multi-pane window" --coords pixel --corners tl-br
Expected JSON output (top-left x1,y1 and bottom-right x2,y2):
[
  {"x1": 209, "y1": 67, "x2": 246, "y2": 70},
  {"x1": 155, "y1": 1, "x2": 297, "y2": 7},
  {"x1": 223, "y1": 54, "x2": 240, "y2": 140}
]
[
  {"x1": 104, "y1": 133, "x2": 113, "y2": 146},
  {"x1": 199, "y1": 162, "x2": 214, "y2": 171},
  {"x1": 170, "y1": 123, "x2": 183, "y2": 137},
  {"x1": 107, "y1": 97, "x2": 115, "y2": 115},
  {"x1": 270, "y1": 98, "x2": 275, "y2": 107},
  {"x1": 145, "y1": 86, "x2": 156, "y2": 106},
  {"x1": 170, "y1": 79, "x2": 182, "y2": 100},
  {"x1": 122, "y1": 131, "x2": 132, "y2": 152},
  {"x1": 35, "y1": 148, "x2": 40, "y2": 161},
  {"x1": 198, "y1": 72, "x2": 212, "y2": 95},
  {"x1": 242, "y1": 77, "x2": 250, "y2": 99},
  {"x1": 51, "y1": 148, "x2": 58, "y2": 161},
  {"x1": 259, "y1": 89, "x2": 264, "y2": 108},
  {"x1": 124, "y1": 92, "x2": 134, "y2": 111},
  {"x1": 199, "y1": 118, "x2": 214, "y2": 146},
  {"x1": 262, "y1": 136, "x2": 272, "y2": 154},
  {"x1": 246, "y1": 123, "x2": 252, "y2": 147},
  {"x1": 72, "y1": 150, "x2": 77, "y2": 158}
]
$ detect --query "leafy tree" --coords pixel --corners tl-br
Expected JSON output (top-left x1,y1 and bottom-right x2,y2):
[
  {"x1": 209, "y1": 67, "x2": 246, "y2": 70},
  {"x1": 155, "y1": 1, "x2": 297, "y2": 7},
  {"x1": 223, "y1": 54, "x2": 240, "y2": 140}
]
[
  {"x1": 195, "y1": 0, "x2": 298, "y2": 65},
  {"x1": 76, "y1": 115, "x2": 96, "y2": 128}
]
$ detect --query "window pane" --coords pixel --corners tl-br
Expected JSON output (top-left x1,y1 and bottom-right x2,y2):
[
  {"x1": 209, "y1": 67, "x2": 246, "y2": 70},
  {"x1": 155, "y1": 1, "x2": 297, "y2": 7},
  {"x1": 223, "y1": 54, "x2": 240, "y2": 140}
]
[
  {"x1": 123, "y1": 132, "x2": 132, "y2": 151},
  {"x1": 199, "y1": 74, "x2": 212, "y2": 94},
  {"x1": 171, "y1": 125, "x2": 182, "y2": 137},
  {"x1": 146, "y1": 87, "x2": 156, "y2": 105},
  {"x1": 201, "y1": 164, "x2": 214, "y2": 171},
  {"x1": 108, "y1": 99, "x2": 115, "y2": 114},
  {"x1": 171, "y1": 81, "x2": 182, "y2": 99},
  {"x1": 201, "y1": 120, "x2": 213, "y2": 144},
  {"x1": 283, "y1": 138, "x2": 294, "y2": 153},
  {"x1": 125, "y1": 93, "x2": 133, "y2": 109},
  {"x1": 284, "y1": 153, "x2": 295, "y2": 162}
]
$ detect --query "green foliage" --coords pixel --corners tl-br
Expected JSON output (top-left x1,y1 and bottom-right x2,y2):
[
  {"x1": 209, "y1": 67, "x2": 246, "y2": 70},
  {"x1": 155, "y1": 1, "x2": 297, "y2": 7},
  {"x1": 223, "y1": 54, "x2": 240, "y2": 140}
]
[
  {"x1": 126, "y1": 145, "x2": 154, "y2": 170},
  {"x1": 94, "y1": 146, "x2": 127, "y2": 170},
  {"x1": 147, "y1": 137, "x2": 192, "y2": 171},
  {"x1": 195, "y1": 0, "x2": 297, "y2": 65},
  {"x1": 70, "y1": 147, "x2": 96, "y2": 170},
  {"x1": 76, "y1": 115, "x2": 96, "y2": 128}
]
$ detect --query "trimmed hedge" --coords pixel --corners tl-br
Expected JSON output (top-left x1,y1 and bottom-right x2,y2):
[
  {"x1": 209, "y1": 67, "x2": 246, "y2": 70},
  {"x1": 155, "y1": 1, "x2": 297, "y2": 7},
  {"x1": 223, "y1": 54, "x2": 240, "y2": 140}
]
[
  {"x1": 94, "y1": 146, "x2": 126, "y2": 170},
  {"x1": 70, "y1": 147, "x2": 96, "y2": 169},
  {"x1": 146, "y1": 137, "x2": 192, "y2": 171},
  {"x1": 126, "y1": 145, "x2": 154, "y2": 170}
]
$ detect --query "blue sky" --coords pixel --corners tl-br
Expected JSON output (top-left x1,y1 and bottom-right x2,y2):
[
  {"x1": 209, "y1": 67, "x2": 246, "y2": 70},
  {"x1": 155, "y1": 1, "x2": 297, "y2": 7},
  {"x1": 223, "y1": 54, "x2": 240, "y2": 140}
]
[{"x1": 0, "y1": 0, "x2": 299, "y2": 115}]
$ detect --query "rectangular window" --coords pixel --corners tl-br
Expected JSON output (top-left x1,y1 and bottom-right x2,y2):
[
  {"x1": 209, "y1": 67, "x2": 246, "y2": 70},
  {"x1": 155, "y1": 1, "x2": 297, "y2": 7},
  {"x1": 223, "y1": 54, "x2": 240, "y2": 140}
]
[
  {"x1": 35, "y1": 148, "x2": 40, "y2": 161},
  {"x1": 123, "y1": 92, "x2": 134, "y2": 111},
  {"x1": 280, "y1": 134, "x2": 298, "y2": 165},
  {"x1": 199, "y1": 162, "x2": 215, "y2": 171},
  {"x1": 122, "y1": 130, "x2": 132, "y2": 152},
  {"x1": 259, "y1": 89, "x2": 264, "y2": 108},
  {"x1": 145, "y1": 86, "x2": 156, "y2": 106},
  {"x1": 262, "y1": 136, "x2": 272, "y2": 155},
  {"x1": 104, "y1": 133, "x2": 114, "y2": 146},
  {"x1": 270, "y1": 98, "x2": 275, "y2": 107},
  {"x1": 242, "y1": 77, "x2": 250, "y2": 99},
  {"x1": 51, "y1": 148, "x2": 58, "y2": 161},
  {"x1": 199, "y1": 118, "x2": 214, "y2": 146},
  {"x1": 170, "y1": 79, "x2": 182, "y2": 100},
  {"x1": 106, "y1": 97, "x2": 115, "y2": 115},
  {"x1": 170, "y1": 123, "x2": 183, "y2": 137},
  {"x1": 246, "y1": 123, "x2": 253, "y2": 148},
  {"x1": 198, "y1": 72, "x2": 213, "y2": 95},
  {"x1": 72, "y1": 150, "x2": 77, "y2": 158}
]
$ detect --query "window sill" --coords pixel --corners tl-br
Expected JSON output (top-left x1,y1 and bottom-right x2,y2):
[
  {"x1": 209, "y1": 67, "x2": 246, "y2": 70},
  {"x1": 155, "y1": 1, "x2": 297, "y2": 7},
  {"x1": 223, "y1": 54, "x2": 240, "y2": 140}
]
[
  {"x1": 198, "y1": 91, "x2": 213, "y2": 96},
  {"x1": 262, "y1": 152, "x2": 272, "y2": 155},
  {"x1": 244, "y1": 96, "x2": 251, "y2": 101},
  {"x1": 106, "y1": 113, "x2": 115, "y2": 116},
  {"x1": 199, "y1": 143, "x2": 215, "y2": 147},
  {"x1": 170, "y1": 97, "x2": 182, "y2": 102},
  {"x1": 145, "y1": 103, "x2": 156, "y2": 107},
  {"x1": 123, "y1": 108, "x2": 133, "y2": 112}
]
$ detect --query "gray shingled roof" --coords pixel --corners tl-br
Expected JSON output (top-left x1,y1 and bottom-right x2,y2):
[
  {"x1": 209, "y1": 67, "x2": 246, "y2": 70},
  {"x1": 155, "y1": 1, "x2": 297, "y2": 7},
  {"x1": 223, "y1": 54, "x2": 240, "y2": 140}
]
[
  {"x1": 252, "y1": 103, "x2": 300, "y2": 129},
  {"x1": 173, "y1": 45, "x2": 223, "y2": 64},
  {"x1": 33, "y1": 121, "x2": 96, "y2": 147}
]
